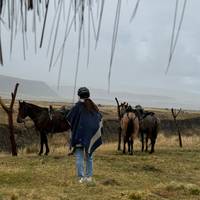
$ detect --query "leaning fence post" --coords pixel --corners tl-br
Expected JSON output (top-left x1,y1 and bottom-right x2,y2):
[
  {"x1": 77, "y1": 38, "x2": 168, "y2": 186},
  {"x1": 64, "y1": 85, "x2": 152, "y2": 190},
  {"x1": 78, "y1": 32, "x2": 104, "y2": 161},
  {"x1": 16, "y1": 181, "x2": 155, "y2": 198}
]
[
  {"x1": 171, "y1": 108, "x2": 182, "y2": 148},
  {"x1": 115, "y1": 97, "x2": 122, "y2": 151},
  {"x1": 0, "y1": 83, "x2": 19, "y2": 156}
]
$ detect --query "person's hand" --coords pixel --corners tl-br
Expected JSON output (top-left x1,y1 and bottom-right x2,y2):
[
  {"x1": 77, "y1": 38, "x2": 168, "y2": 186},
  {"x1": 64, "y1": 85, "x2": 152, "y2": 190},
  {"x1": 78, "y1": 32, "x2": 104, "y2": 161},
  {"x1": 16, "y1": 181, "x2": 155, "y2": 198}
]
[
  {"x1": 68, "y1": 151, "x2": 74, "y2": 156},
  {"x1": 68, "y1": 148, "x2": 75, "y2": 156}
]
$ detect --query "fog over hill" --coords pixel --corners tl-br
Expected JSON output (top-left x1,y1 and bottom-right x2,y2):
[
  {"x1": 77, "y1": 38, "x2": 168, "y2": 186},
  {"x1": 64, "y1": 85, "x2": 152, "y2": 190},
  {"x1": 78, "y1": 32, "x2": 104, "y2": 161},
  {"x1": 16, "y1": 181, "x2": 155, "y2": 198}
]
[
  {"x1": 52, "y1": 85, "x2": 200, "y2": 110},
  {"x1": 0, "y1": 75, "x2": 59, "y2": 101},
  {"x1": 0, "y1": 74, "x2": 199, "y2": 110}
]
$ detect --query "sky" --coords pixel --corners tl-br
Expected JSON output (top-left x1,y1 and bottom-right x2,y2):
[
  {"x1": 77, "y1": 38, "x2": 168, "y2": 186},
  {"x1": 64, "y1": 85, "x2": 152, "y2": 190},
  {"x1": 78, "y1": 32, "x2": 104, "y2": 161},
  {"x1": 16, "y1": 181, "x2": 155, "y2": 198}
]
[{"x1": 0, "y1": 0, "x2": 200, "y2": 101}]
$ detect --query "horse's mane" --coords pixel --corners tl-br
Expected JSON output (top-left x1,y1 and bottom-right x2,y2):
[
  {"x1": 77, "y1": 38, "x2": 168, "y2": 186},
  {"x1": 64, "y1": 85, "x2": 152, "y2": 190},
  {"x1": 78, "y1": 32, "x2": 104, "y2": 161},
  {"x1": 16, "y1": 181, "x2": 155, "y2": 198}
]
[{"x1": 24, "y1": 102, "x2": 48, "y2": 112}]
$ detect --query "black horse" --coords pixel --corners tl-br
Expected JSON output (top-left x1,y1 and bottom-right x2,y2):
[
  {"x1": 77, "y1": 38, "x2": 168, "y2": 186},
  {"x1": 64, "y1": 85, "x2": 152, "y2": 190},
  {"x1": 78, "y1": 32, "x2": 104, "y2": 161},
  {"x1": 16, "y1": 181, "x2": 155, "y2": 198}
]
[
  {"x1": 17, "y1": 101, "x2": 70, "y2": 155},
  {"x1": 135, "y1": 105, "x2": 160, "y2": 154}
]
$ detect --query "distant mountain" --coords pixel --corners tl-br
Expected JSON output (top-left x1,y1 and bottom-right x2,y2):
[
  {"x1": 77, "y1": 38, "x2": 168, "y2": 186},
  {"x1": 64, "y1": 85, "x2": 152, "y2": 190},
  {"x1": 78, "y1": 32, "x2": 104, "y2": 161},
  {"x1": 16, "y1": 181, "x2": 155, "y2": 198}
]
[
  {"x1": 52, "y1": 85, "x2": 175, "y2": 108},
  {"x1": 0, "y1": 74, "x2": 199, "y2": 110},
  {"x1": 0, "y1": 75, "x2": 59, "y2": 100},
  {"x1": 52, "y1": 85, "x2": 200, "y2": 110}
]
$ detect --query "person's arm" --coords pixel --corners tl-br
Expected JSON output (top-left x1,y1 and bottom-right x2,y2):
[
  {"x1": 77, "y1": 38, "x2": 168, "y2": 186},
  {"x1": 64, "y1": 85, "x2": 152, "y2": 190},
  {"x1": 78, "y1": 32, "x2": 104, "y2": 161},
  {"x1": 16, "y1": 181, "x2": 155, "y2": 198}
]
[
  {"x1": 65, "y1": 102, "x2": 82, "y2": 150},
  {"x1": 65, "y1": 103, "x2": 79, "y2": 126}
]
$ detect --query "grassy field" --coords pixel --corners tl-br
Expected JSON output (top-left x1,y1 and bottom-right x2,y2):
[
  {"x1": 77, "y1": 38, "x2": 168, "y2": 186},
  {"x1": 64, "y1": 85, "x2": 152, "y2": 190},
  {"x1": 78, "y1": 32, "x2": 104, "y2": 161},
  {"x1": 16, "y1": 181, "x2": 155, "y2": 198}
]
[
  {"x1": 0, "y1": 135, "x2": 200, "y2": 200},
  {"x1": 1, "y1": 99, "x2": 200, "y2": 199}
]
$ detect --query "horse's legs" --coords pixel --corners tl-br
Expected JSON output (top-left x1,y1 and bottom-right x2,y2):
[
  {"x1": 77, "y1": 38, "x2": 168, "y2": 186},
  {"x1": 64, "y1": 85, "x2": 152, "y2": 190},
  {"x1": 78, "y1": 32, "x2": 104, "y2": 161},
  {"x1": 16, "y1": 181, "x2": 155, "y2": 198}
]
[
  {"x1": 118, "y1": 127, "x2": 122, "y2": 151},
  {"x1": 145, "y1": 136, "x2": 148, "y2": 152},
  {"x1": 39, "y1": 133, "x2": 44, "y2": 156},
  {"x1": 150, "y1": 137, "x2": 156, "y2": 154},
  {"x1": 128, "y1": 138, "x2": 131, "y2": 153},
  {"x1": 44, "y1": 133, "x2": 50, "y2": 155},
  {"x1": 150, "y1": 124, "x2": 158, "y2": 154},
  {"x1": 130, "y1": 138, "x2": 133, "y2": 155},
  {"x1": 141, "y1": 132, "x2": 144, "y2": 152},
  {"x1": 123, "y1": 136, "x2": 126, "y2": 154}
]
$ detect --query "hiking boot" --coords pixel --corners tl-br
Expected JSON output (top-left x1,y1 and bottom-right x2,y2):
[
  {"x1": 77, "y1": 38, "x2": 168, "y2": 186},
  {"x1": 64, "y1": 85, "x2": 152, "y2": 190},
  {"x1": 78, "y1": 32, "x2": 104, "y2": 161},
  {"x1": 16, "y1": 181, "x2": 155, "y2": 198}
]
[
  {"x1": 85, "y1": 177, "x2": 92, "y2": 182},
  {"x1": 78, "y1": 177, "x2": 85, "y2": 183}
]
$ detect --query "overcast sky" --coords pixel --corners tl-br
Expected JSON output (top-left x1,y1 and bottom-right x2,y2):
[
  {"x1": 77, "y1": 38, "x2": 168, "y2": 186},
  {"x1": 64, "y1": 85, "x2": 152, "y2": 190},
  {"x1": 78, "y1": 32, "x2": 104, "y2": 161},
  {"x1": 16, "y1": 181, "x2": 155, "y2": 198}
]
[{"x1": 0, "y1": 0, "x2": 200, "y2": 98}]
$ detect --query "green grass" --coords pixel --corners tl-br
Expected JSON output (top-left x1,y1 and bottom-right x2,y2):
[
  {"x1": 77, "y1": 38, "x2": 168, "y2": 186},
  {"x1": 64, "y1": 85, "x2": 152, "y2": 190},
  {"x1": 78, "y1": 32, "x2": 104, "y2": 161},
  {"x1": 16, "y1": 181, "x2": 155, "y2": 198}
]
[{"x1": 0, "y1": 140, "x2": 200, "y2": 200}]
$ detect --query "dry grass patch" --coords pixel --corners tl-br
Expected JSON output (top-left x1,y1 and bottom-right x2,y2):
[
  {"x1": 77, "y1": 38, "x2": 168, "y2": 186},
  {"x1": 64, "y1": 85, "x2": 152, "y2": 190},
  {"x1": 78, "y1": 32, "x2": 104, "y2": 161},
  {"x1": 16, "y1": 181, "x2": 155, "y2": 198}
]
[
  {"x1": 0, "y1": 133, "x2": 200, "y2": 200},
  {"x1": 128, "y1": 191, "x2": 148, "y2": 200},
  {"x1": 154, "y1": 181, "x2": 200, "y2": 199},
  {"x1": 19, "y1": 145, "x2": 39, "y2": 155}
]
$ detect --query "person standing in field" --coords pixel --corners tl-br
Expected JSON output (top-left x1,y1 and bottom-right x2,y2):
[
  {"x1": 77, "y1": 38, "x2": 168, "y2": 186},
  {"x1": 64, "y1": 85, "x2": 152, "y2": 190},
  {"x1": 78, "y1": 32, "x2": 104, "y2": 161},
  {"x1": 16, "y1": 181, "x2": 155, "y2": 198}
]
[{"x1": 66, "y1": 87, "x2": 103, "y2": 183}]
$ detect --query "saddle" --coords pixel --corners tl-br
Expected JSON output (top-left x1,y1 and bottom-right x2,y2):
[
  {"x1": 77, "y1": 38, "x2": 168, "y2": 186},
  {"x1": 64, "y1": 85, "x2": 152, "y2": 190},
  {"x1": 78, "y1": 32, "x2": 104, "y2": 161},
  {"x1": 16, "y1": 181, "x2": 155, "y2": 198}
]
[
  {"x1": 47, "y1": 105, "x2": 71, "y2": 133},
  {"x1": 48, "y1": 105, "x2": 70, "y2": 120},
  {"x1": 134, "y1": 107, "x2": 155, "y2": 121},
  {"x1": 142, "y1": 111, "x2": 155, "y2": 119}
]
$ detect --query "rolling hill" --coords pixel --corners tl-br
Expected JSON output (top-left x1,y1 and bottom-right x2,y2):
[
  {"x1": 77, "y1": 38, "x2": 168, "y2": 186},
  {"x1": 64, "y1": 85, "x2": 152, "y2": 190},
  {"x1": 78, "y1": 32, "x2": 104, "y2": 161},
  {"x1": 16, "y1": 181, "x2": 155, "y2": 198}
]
[
  {"x1": 52, "y1": 85, "x2": 199, "y2": 110},
  {"x1": 0, "y1": 75, "x2": 59, "y2": 100}
]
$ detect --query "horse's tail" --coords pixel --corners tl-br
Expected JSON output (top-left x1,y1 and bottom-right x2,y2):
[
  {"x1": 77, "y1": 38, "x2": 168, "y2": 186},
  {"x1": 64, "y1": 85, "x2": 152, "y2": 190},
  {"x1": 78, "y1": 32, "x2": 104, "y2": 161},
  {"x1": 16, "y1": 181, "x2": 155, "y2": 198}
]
[
  {"x1": 153, "y1": 117, "x2": 160, "y2": 139},
  {"x1": 126, "y1": 118, "x2": 134, "y2": 139}
]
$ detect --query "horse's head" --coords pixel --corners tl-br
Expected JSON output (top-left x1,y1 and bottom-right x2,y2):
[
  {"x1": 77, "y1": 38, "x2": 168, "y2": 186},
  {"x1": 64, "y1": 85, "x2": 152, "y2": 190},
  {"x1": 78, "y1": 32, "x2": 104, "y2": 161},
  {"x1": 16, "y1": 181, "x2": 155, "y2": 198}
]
[
  {"x1": 134, "y1": 104, "x2": 144, "y2": 118},
  {"x1": 119, "y1": 102, "x2": 129, "y2": 118},
  {"x1": 17, "y1": 101, "x2": 28, "y2": 123}
]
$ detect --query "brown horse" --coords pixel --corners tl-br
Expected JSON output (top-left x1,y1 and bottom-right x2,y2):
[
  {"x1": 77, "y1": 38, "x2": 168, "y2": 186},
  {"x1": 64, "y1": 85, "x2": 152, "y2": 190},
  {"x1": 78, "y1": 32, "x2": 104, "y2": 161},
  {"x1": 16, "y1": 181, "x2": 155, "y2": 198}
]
[
  {"x1": 115, "y1": 98, "x2": 129, "y2": 151},
  {"x1": 116, "y1": 98, "x2": 159, "y2": 154},
  {"x1": 17, "y1": 101, "x2": 70, "y2": 155},
  {"x1": 120, "y1": 104, "x2": 139, "y2": 155}
]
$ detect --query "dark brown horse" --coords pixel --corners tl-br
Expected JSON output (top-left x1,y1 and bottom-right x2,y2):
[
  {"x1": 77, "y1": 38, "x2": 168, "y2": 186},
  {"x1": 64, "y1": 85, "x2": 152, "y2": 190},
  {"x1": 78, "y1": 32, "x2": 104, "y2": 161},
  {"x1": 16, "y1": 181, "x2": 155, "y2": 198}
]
[
  {"x1": 137, "y1": 112, "x2": 160, "y2": 154},
  {"x1": 17, "y1": 101, "x2": 70, "y2": 155}
]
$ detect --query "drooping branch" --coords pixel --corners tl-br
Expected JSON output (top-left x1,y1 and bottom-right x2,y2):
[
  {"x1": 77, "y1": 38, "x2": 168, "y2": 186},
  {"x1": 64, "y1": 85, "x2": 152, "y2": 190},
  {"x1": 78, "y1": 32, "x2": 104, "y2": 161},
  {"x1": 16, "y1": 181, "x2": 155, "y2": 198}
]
[
  {"x1": 130, "y1": 0, "x2": 140, "y2": 22},
  {"x1": 108, "y1": 0, "x2": 122, "y2": 91},
  {"x1": 0, "y1": 1, "x2": 190, "y2": 92},
  {"x1": 39, "y1": 0, "x2": 49, "y2": 48},
  {"x1": 166, "y1": 0, "x2": 187, "y2": 74}
]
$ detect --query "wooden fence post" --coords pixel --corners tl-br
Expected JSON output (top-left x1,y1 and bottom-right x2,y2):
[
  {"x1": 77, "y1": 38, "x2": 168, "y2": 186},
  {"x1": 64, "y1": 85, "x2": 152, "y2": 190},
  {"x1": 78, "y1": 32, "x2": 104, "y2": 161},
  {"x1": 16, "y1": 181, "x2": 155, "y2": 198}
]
[
  {"x1": 171, "y1": 108, "x2": 182, "y2": 148},
  {"x1": 115, "y1": 97, "x2": 122, "y2": 151},
  {"x1": 0, "y1": 83, "x2": 19, "y2": 156}
]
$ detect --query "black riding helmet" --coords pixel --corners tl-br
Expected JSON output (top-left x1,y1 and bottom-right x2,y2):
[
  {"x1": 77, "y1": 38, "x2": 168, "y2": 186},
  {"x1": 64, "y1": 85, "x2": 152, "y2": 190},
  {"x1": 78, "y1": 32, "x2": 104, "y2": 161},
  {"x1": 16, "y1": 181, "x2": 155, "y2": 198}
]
[{"x1": 77, "y1": 87, "x2": 90, "y2": 99}]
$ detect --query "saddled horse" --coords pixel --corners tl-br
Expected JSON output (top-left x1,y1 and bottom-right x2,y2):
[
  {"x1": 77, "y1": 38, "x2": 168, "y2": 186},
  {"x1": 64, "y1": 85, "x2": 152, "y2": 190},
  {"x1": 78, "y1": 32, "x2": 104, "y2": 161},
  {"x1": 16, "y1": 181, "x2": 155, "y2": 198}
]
[
  {"x1": 135, "y1": 108, "x2": 160, "y2": 154},
  {"x1": 17, "y1": 101, "x2": 70, "y2": 155},
  {"x1": 115, "y1": 98, "x2": 159, "y2": 154}
]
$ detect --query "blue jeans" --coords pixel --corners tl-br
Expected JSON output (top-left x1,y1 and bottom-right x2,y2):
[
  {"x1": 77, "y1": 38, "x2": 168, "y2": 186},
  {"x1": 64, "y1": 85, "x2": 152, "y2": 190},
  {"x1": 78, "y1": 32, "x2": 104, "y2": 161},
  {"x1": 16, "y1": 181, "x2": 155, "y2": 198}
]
[{"x1": 75, "y1": 147, "x2": 93, "y2": 178}]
